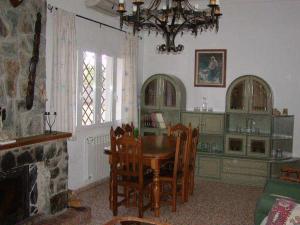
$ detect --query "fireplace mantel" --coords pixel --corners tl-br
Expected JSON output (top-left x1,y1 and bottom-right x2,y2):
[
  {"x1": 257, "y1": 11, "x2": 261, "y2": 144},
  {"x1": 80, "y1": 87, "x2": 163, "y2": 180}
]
[
  {"x1": 0, "y1": 132, "x2": 72, "y2": 151},
  {"x1": 0, "y1": 131, "x2": 71, "y2": 221}
]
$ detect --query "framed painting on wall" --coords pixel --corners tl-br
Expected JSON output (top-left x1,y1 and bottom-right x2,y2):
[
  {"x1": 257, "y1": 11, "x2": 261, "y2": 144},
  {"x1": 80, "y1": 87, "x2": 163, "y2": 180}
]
[{"x1": 194, "y1": 49, "x2": 227, "y2": 87}]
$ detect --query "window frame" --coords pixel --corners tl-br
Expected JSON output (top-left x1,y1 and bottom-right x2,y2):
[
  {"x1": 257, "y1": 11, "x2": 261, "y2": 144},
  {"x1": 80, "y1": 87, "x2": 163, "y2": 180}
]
[{"x1": 76, "y1": 48, "x2": 123, "y2": 131}]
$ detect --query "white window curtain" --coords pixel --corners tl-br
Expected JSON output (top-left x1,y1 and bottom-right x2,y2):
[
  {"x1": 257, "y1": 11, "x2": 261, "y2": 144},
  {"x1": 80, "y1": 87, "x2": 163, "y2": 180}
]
[
  {"x1": 50, "y1": 9, "x2": 77, "y2": 134},
  {"x1": 122, "y1": 34, "x2": 139, "y2": 126}
]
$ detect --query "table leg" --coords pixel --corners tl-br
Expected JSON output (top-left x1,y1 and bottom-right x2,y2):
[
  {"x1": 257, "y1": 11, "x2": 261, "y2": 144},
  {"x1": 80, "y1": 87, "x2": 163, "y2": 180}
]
[
  {"x1": 109, "y1": 169, "x2": 112, "y2": 209},
  {"x1": 153, "y1": 168, "x2": 160, "y2": 217}
]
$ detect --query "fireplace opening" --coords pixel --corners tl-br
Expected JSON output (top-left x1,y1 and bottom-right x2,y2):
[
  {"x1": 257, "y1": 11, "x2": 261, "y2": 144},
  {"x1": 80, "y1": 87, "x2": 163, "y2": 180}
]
[{"x1": 0, "y1": 165, "x2": 30, "y2": 225}]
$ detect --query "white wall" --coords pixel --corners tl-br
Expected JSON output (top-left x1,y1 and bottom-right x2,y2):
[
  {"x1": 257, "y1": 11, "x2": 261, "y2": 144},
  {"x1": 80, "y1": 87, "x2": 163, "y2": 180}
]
[
  {"x1": 142, "y1": 0, "x2": 300, "y2": 157},
  {"x1": 46, "y1": 0, "x2": 144, "y2": 189},
  {"x1": 46, "y1": 0, "x2": 300, "y2": 189},
  {"x1": 46, "y1": 0, "x2": 123, "y2": 190}
]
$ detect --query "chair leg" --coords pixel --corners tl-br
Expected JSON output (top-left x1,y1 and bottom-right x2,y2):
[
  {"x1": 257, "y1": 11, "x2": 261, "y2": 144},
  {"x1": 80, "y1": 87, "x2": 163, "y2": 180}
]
[
  {"x1": 134, "y1": 190, "x2": 138, "y2": 207},
  {"x1": 112, "y1": 179, "x2": 118, "y2": 216},
  {"x1": 125, "y1": 187, "x2": 129, "y2": 207},
  {"x1": 138, "y1": 191, "x2": 143, "y2": 218},
  {"x1": 109, "y1": 172, "x2": 112, "y2": 209},
  {"x1": 150, "y1": 185, "x2": 154, "y2": 211},
  {"x1": 181, "y1": 180, "x2": 185, "y2": 203},
  {"x1": 172, "y1": 183, "x2": 177, "y2": 212},
  {"x1": 190, "y1": 170, "x2": 195, "y2": 195}
]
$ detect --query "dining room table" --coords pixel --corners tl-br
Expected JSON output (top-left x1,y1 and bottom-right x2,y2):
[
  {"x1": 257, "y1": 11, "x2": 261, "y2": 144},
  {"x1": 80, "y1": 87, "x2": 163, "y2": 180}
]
[{"x1": 105, "y1": 135, "x2": 177, "y2": 217}]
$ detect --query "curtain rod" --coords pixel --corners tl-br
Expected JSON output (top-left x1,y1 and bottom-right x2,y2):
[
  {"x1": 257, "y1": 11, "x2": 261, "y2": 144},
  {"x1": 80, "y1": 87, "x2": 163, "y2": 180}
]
[
  {"x1": 75, "y1": 15, "x2": 127, "y2": 34},
  {"x1": 47, "y1": 4, "x2": 127, "y2": 34}
]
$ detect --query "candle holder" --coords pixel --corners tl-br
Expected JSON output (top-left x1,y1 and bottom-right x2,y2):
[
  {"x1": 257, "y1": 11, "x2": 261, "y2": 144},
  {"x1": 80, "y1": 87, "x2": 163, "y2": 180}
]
[{"x1": 44, "y1": 112, "x2": 57, "y2": 133}]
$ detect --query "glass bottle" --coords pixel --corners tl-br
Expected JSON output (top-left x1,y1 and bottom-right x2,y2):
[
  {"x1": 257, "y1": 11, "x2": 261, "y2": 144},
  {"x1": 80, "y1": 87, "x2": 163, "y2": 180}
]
[{"x1": 202, "y1": 97, "x2": 208, "y2": 111}]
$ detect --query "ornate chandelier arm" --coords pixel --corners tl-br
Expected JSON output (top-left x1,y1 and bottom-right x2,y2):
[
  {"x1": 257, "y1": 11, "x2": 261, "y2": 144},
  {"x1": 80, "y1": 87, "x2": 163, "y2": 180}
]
[{"x1": 142, "y1": 12, "x2": 166, "y2": 31}]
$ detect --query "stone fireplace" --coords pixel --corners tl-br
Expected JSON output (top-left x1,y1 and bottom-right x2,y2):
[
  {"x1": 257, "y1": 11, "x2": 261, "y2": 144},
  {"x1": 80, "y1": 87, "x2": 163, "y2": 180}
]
[
  {"x1": 0, "y1": 165, "x2": 30, "y2": 225},
  {"x1": 0, "y1": 133, "x2": 71, "y2": 225},
  {"x1": 0, "y1": 0, "x2": 73, "y2": 224}
]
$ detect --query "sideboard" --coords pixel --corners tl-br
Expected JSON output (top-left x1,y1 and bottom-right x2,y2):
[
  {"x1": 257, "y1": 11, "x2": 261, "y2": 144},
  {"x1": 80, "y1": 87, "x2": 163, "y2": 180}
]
[{"x1": 141, "y1": 74, "x2": 298, "y2": 186}]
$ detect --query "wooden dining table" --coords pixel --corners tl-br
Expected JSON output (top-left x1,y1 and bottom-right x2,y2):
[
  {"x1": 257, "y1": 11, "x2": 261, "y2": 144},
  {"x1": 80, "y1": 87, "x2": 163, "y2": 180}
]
[{"x1": 105, "y1": 135, "x2": 176, "y2": 217}]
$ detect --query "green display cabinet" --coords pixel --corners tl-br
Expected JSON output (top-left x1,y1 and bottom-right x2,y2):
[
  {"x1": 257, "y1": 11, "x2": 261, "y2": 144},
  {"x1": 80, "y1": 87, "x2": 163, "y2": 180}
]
[
  {"x1": 192, "y1": 75, "x2": 295, "y2": 187},
  {"x1": 140, "y1": 74, "x2": 186, "y2": 136},
  {"x1": 225, "y1": 75, "x2": 294, "y2": 159},
  {"x1": 226, "y1": 75, "x2": 273, "y2": 114},
  {"x1": 225, "y1": 75, "x2": 278, "y2": 158},
  {"x1": 181, "y1": 111, "x2": 224, "y2": 153}
]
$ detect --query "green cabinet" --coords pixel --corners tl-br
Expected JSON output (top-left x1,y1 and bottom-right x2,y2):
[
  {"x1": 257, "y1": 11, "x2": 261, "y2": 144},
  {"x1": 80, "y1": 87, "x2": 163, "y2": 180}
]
[
  {"x1": 202, "y1": 114, "x2": 224, "y2": 134},
  {"x1": 197, "y1": 154, "x2": 270, "y2": 187},
  {"x1": 181, "y1": 111, "x2": 224, "y2": 134},
  {"x1": 191, "y1": 75, "x2": 295, "y2": 187},
  {"x1": 221, "y1": 157, "x2": 268, "y2": 186},
  {"x1": 225, "y1": 134, "x2": 247, "y2": 155},
  {"x1": 225, "y1": 75, "x2": 286, "y2": 159},
  {"x1": 140, "y1": 74, "x2": 186, "y2": 136},
  {"x1": 226, "y1": 75, "x2": 273, "y2": 114},
  {"x1": 197, "y1": 155, "x2": 221, "y2": 179},
  {"x1": 181, "y1": 111, "x2": 224, "y2": 153}
]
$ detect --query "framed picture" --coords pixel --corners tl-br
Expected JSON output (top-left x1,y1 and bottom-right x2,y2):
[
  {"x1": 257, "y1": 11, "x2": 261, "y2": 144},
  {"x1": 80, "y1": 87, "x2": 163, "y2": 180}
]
[{"x1": 194, "y1": 49, "x2": 227, "y2": 87}]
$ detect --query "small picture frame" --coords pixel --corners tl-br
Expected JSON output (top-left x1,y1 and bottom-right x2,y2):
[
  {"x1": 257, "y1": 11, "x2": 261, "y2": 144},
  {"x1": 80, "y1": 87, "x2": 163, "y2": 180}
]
[{"x1": 194, "y1": 49, "x2": 227, "y2": 87}]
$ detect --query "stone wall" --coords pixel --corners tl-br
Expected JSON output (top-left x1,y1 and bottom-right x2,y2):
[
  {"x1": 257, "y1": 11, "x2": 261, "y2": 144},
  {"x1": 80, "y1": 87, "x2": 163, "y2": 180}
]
[
  {"x1": 0, "y1": 0, "x2": 46, "y2": 138},
  {"x1": 0, "y1": 139, "x2": 69, "y2": 215}
]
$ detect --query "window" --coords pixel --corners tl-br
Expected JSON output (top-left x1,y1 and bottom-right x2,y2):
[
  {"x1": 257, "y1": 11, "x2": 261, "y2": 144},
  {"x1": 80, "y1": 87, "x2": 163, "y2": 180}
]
[
  {"x1": 82, "y1": 51, "x2": 96, "y2": 126},
  {"x1": 79, "y1": 51, "x2": 123, "y2": 127},
  {"x1": 116, "y1": 58, "x2": 124, "y2": 121}
]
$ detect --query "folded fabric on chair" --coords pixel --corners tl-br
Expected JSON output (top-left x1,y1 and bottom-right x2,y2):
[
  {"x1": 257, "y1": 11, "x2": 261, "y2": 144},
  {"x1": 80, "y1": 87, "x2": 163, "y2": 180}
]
[{"x1": 261, "y1": 198, "x2": 300, "y2": 225}]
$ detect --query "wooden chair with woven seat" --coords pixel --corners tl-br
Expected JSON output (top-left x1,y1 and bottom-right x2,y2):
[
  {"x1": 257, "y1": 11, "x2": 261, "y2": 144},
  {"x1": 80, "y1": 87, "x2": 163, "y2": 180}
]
[
  {"x1": 104, "y1": 216, "x2": 171, "y2": 225},
  {"x1": 165, "y1": 123, "x2": 192, "y2": 202},
  {"x1": 187, "y1": 127, "x2": 199, "y2": 196},
  {"x1": 159, "y1": 132, "x2": 189, "y2": 212},
  {"x1": 109, "y1": 126, "x2": 127, "y2": 210},
  {"x1": 111, "y1": 134, "x2": 153, "y2": 217}
]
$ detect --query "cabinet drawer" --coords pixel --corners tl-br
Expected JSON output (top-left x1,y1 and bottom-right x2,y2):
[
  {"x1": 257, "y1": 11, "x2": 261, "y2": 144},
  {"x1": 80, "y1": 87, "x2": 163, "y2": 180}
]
[
  {"x1": 181, "y1": 113, "x2": 200, "y2": 127},
  {"x1": 222, "y1": 158, "x2": 268, "y2": 176},
  {"x1": 221, "y1": 173, "x2": 267, "y2": 187},
  {"x1": 202, "y1": 114, "x2": 224, "y2": 134},
  {"x1": 198, "y1": 157, "x2": 220, "y2": 179}
]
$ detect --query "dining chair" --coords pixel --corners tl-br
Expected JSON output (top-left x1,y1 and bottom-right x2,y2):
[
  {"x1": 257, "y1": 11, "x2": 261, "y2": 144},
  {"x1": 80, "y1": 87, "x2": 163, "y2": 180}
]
[
  {"x1": 166, "y1": 123, "x2": 192, "y2": 202},
  {"x1": 109, "y1": 126, "x2": 128, "y2": 210},
  {"x1": 122, "y1": 122, "x2": 134, "y2": 136},
  {"x1": 104, "y1": 216, "x2": 171, "y2": 225},
  {"x1": 111, "y1": 134, "x2": 153, "y2": 217},
  {"x1": 188, "y1": 127, "x2": 200, "y2": 196},
  {"x1": 160, "y1": 132, "x2": 188, "y2": 212},
  {"x1": 167, "y1": 123, "x2": 190, "y2": 137}
]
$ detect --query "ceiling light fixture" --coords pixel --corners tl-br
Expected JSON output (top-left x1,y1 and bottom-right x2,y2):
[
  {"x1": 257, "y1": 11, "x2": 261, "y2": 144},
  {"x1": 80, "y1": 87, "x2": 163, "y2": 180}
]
[{"x1": 117, "y1": 0, "x2": 222, "y2": 53}]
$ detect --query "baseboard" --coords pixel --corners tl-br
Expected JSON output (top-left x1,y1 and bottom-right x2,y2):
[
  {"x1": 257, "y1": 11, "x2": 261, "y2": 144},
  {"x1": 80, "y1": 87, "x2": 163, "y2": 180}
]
[{"x1": 73, "y1": 177, "x2": 109, "y2": 194}]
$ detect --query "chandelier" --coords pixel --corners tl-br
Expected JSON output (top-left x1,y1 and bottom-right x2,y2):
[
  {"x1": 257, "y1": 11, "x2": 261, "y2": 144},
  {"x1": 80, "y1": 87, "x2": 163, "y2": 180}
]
[{"x1": 117, "y1": 0, "x2": 222, "y2": 53}]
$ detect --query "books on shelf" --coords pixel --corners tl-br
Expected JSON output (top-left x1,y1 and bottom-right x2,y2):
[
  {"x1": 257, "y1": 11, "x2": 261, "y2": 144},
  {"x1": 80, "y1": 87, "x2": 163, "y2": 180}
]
[{"x1": 155, "y1": 113, "x2": 166, "y2": 128}]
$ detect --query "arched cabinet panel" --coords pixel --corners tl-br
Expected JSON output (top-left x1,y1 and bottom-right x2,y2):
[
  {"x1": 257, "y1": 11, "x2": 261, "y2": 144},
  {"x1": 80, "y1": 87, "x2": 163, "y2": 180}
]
[
  {"x1": 249, "y1": 77, "x2": 272, "y2": 114},
  {"x1": 226, "y1": 75, "x2": 273, "y2": 114},
  {"x1": 140, "y1": 74, "x2": 186, "y2": 136},
  {"x1": 144, "y1": 79, "x2": 158, "y2": 107}
]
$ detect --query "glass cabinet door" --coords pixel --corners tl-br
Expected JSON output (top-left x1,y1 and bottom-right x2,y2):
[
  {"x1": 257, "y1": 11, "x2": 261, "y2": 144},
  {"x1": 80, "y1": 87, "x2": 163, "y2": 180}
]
[
  {"x1": 144, "y1": 79, "x2": 158, "y2": 107},
  {"x1": 228, "y1": 80, "x2": 248, "y2": 112},
  {"x1": 162, "y1": 79, "x2": 177, "y2": 108},
  {"x1": 247, "y1": 136, "x2": 270, "y2": 157},
  {"x1": 250, "y1": 78, "x2": 272, "y2": 114},
  {"x1": 225, "y1": 134, "x2": 246, "y2": 155}
]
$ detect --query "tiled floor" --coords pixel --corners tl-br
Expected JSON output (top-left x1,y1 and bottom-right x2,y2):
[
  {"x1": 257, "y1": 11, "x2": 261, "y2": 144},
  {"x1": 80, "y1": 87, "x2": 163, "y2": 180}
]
[{"x1": 79, "y1": 179, "x2": 263, "y2": 225}]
